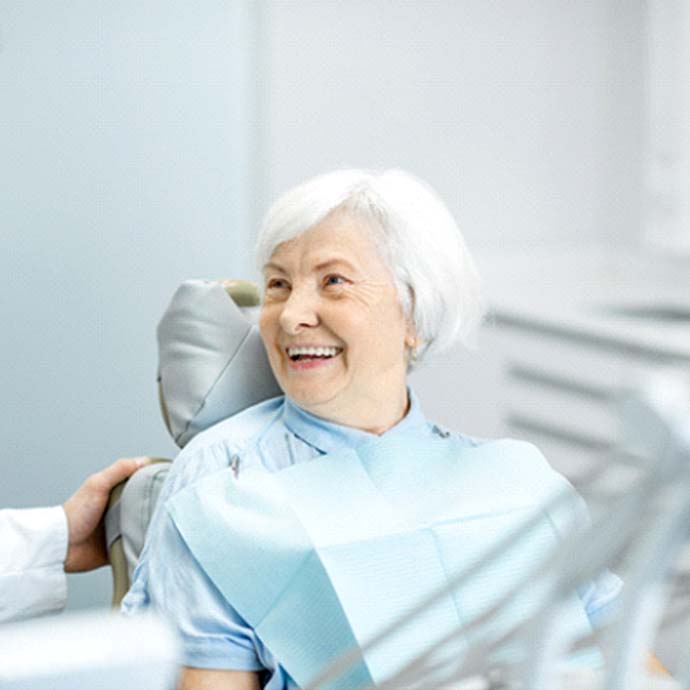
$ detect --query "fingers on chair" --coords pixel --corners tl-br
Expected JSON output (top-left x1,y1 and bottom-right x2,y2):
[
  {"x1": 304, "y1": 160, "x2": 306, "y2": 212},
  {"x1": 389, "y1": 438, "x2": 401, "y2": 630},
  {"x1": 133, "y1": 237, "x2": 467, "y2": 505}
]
[{"x1": 97, "y1": 456, "x2": 152, "y2": 492}]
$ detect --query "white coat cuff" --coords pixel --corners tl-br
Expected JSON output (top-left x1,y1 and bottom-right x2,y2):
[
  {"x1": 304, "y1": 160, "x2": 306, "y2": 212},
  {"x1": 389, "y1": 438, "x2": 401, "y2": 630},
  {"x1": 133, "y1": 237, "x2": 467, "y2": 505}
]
[
  {"x1": 34, "y1": 506, "x2": 69, "y2": 567},
  {"x1": 0, "y1": 506, "x2": 69, "y2": 622}
]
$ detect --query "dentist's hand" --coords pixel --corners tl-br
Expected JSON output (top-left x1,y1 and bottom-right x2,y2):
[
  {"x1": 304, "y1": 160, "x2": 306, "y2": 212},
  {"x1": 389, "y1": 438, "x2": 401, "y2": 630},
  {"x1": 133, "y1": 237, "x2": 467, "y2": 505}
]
[{"x1": 63, "y1": 457, "x2": 149, "y2": 573}]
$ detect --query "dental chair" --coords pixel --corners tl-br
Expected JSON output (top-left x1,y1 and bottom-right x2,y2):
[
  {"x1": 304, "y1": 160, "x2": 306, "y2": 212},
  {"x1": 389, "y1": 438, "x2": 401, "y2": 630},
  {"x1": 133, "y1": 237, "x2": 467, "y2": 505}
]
[{"x1": 105, "y1": 279, "x2": 281, "y2": 605}]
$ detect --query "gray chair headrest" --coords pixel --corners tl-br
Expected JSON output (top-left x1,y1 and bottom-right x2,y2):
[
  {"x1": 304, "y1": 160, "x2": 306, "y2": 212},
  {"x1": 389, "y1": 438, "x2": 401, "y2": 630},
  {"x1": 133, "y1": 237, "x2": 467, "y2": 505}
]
[{"x1": 157, "y1": 279, "x2": 281, "y2": 447}]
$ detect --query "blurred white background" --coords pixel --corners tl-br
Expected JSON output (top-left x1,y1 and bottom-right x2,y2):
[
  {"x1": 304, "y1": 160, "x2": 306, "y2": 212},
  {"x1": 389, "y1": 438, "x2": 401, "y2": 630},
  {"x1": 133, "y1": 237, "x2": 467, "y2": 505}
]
[{"x1": 1, "y1": 1, "x2": 688, "y2": 610}]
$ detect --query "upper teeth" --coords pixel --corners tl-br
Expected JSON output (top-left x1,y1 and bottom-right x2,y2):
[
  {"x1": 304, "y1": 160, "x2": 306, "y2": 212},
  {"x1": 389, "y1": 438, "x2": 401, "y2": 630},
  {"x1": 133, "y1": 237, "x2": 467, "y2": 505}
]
[{"x1": 287, "y1": 346, "x2": 341, "y2": 357}]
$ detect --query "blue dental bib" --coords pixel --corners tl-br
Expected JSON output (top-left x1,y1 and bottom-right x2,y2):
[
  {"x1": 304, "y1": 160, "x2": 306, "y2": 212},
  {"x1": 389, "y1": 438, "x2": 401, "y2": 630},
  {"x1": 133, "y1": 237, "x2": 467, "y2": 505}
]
[{"x1": 167, "y1": 434, "x2": 595, "y2": 688}]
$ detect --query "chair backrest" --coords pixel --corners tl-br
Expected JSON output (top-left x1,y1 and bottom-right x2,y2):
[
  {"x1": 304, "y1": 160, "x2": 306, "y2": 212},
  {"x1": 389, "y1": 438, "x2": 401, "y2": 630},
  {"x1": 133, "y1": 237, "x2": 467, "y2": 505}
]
[
  {"x1": 107, "y1": 279, "x2": 279, "y2": 605},
  {"x1": 106, "y1": 460, "x2": 171, "y2": 605},
  {"x1": 157, "y1": 279, "x2": 279, "y2": 448}
]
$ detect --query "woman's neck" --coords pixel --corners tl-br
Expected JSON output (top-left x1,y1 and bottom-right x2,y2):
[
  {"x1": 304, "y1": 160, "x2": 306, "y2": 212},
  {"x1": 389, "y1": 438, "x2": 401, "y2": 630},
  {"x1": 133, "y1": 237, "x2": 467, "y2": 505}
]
[{"x1": 300, "y1": 384, "x2": 410, "y2": 436}]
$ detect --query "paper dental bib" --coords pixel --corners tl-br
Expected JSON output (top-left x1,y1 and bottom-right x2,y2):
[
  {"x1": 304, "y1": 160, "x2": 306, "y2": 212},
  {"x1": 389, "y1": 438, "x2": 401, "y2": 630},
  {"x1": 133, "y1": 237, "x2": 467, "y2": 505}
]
[{"x1": 168, "y1": 434, "x2": 594, "y2": 689}]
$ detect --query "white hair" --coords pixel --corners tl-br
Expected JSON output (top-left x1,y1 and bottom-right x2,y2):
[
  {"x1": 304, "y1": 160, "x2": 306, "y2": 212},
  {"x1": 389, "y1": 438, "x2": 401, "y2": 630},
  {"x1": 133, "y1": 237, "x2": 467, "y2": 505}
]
[{"x1": 255, "y1": 169, "x2": 485, "y2": 370}]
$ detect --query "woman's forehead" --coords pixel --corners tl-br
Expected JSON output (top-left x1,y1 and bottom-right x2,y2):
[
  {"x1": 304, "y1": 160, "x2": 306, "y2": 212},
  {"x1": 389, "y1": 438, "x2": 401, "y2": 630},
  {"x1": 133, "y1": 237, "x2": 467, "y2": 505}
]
[
  {"x1": 263, "y1": 219, "x2": 384, "y2": 275},
  {"x1": 263, "y1": 255, "x2": 359, "y2": 276}
]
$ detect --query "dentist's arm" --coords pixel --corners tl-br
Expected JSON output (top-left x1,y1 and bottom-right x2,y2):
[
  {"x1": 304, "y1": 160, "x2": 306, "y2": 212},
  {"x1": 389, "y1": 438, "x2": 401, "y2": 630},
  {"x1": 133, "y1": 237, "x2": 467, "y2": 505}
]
[{"x1": 0, "y1": 457, "x2": 147, "y2": 623}]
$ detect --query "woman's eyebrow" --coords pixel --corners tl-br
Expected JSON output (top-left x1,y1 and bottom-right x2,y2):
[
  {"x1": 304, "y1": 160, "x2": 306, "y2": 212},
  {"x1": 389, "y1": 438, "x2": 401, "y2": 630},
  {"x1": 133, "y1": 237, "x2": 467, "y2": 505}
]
[
  {"x1": 262, "y1": 261, "x2": 287, "y2": 275},
  {"x1": 263, "y1": 258, "x2": 359, "y2": 275},
  {"x1": 313, "y1": 258, "x2": 358, "y2": 273}
]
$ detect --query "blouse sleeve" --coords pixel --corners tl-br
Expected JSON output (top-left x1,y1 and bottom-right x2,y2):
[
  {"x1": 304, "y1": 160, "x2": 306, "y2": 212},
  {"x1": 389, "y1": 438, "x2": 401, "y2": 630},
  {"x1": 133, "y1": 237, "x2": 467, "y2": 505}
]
[
  {"x1": 121, "y1": 444, "x2": 264, "y2": 671},
  {"x1": 579, "y1": 569, "x2": 623, "y2": 628}
]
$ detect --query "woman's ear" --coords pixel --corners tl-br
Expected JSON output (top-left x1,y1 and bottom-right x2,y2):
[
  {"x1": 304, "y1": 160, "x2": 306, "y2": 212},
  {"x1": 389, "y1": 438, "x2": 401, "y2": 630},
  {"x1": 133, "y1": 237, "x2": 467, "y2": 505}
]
[
  {"x1": 404, "y1": 330, "x2": 419, "y2": 363},
  {"x1": 404, "y1": 320, "x2": 418, "y2": 348},
  {"x1": 402, "y1": 285, "x2": 419, "y2": 357}
]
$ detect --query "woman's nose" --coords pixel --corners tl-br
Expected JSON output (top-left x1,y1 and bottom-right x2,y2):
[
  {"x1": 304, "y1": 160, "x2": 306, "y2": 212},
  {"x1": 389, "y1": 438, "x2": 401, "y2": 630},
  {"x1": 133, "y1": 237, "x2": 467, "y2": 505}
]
[{"x1": 278, "y1": 287, "x2": 320, "y2": 334}]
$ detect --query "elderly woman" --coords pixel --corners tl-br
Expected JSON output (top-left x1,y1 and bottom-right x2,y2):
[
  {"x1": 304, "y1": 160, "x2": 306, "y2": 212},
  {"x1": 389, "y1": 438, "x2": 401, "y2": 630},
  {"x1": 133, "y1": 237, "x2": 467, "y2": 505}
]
[{"x1": 122, "y1": 169, "x2": 621, "y2": 690}]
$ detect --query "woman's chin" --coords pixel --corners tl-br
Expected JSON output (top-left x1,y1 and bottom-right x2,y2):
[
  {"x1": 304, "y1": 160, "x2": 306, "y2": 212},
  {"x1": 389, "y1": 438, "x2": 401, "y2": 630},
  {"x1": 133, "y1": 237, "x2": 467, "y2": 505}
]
[
  {"x1": 284, "y1": 382, "x2": 343, "y2": 411},
  {"x1": 287, "y1": 388, "x2": 333, "y2": 407}
]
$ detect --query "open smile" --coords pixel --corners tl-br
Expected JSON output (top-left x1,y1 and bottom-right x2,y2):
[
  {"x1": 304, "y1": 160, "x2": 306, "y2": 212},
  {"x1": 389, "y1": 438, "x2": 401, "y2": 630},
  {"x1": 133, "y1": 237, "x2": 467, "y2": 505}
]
[{"x1": 284, "y1": 346, "x2": 344, "y2": 370}]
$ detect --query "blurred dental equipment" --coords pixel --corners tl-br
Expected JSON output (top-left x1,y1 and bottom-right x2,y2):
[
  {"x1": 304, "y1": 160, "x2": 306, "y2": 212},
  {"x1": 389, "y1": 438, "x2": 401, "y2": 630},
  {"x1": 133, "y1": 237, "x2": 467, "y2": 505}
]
[{"x1": 305, "y1": 370, "x2": 690, "y2": 690}]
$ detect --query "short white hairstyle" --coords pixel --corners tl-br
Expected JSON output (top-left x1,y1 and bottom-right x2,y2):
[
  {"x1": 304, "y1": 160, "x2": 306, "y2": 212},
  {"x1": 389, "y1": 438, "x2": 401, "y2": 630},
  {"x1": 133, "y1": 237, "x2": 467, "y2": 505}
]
[{"x1": 255, "y1": 169, "x2": 485, "y2": 369}]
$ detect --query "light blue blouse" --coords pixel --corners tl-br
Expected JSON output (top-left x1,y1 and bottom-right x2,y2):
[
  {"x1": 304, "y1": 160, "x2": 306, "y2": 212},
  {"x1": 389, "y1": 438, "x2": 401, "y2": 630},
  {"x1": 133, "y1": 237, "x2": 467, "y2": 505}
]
[{"x1": 122, "y1": 389, "x2": 621, "y2": 688}]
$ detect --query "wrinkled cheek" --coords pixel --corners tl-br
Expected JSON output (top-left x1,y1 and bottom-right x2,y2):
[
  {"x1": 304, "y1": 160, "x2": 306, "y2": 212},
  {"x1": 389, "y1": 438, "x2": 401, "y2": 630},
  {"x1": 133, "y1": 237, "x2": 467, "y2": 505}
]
[
  {"x1": 258, "y1": 307, "x2": 279, "y2": 344},
  {"x1": 257, "y1": 318, "x2": 268, "y2": 344}
]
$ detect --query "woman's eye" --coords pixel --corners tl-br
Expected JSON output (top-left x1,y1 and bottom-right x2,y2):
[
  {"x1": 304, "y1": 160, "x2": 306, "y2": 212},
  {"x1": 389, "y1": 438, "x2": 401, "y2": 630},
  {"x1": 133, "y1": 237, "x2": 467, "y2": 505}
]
[
  {"x1": 267, "y1": 279, "x2": 289, "y2": 290},
  {"x1": 324, "y1": 275, "x2": 347, "y2": 287}
]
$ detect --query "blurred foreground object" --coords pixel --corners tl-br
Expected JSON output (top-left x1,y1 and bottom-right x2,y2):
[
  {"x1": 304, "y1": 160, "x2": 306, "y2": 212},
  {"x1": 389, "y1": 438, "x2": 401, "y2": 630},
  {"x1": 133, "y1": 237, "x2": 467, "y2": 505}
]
[
  {"x1": 306, "y1": 370, "x2": 690, "y2": 690},
  {"x1": 0, "y1": 610, "x2": 180, "y2": 690}
]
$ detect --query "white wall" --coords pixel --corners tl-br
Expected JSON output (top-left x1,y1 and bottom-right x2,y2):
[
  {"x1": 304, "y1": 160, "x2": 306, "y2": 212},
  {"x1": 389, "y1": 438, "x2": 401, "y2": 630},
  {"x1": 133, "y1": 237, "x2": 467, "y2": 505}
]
[
  {"x1": 0, "y1": 0, "x2": 257, "y2": 609},
  {"x1": 260, "y1": 0, "x2": 646, "y2": 251},
  {"x1": 644, "y1": 0, "x2": 690, "y2": 251}
]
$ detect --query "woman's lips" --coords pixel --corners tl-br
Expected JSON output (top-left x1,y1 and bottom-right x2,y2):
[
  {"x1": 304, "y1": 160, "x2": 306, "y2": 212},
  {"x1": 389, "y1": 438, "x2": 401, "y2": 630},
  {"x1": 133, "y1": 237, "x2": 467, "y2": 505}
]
[{"x1": 286, "y1": 350, "x2": 342, "y2": 371}]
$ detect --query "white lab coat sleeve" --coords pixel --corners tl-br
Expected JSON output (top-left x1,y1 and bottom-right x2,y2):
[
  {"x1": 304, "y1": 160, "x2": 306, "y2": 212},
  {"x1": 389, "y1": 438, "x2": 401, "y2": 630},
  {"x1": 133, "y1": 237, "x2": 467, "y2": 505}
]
[{"x1": 0, "y1": 506, "x2": 69, "y2": 623}]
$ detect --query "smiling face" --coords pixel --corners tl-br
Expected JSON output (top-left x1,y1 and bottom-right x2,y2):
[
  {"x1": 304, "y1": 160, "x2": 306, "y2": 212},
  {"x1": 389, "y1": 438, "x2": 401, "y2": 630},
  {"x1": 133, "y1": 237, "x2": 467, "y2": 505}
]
[{"x1": 259, "y1": 211, "x2": 415, "y2": 433}]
